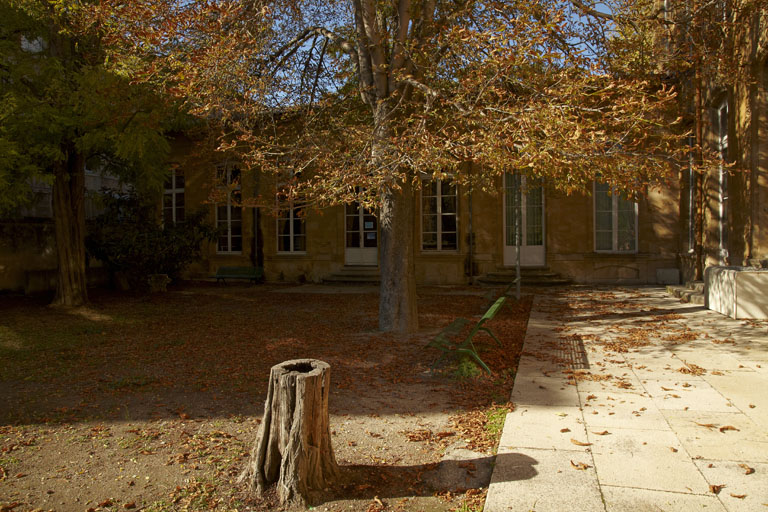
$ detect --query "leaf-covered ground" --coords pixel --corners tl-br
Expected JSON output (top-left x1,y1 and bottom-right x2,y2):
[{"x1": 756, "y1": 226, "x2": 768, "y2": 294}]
[{"x1": 0, "y1": 283, "x2": 531, "y2": 512}]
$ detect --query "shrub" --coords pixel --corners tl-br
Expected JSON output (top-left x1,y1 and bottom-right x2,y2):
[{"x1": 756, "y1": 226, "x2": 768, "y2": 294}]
[{"x1": 86, "y1": 191, "x2": 217, "y2": 287}]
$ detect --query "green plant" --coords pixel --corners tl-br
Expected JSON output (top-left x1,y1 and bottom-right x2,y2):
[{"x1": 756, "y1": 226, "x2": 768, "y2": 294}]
[
  {"x1": 484, "y1": 405, "x2": 510, "y2": 440},
  {"x1": 453, "y1": 356, "x2": 482, "y2": 379},
  {"x1": 86, "y1": 191, "x2": 217, "y2": 287}
]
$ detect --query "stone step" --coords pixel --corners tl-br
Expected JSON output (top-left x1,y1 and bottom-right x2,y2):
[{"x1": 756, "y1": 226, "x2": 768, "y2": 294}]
[
  {"x1": 689, "y1": 281, "x2": 705, "y2": 293},
  {"x1": 667, "y1": 283, "x2": 705, "y2": 304},
  {"x1": 323, "y1": 266, "x2": 380, "y2": 285},
  {"x1": 477, "y1": 268, "x2": 572, "y2": 287},
  {"x1": 681, "y1": 290, "x2": 706, "y2": 305}
]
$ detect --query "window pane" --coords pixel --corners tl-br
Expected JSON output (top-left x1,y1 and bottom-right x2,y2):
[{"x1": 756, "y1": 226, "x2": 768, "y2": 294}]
[
  {"x1": 176, "y1": 207, "x2": 185, "y2": 223},
  {"x1": 175, "y1": 171, "x2": 185, "y2": 189},
  {"x1": 441, "y1": 233, "x2": 457, "y2": 250},
  {"x1": 230, "y1": 221, "x2": 242, "y2": 237},
  {"x1": 229, "y1": 168, "x2": 241, "y2": 185},
  {"x1": 231, "y1": 207, "x2": 242, "y2": 221},
  {"x1": 441, "y1": 213, "x2": 457, "y2": 232},
  {"x1": 175, "y1": 193, "x2": 185, "y2": 207},
  {"x1": 293, "y1": 235, "x2": 306, "y2": 252},
  {"x1": 346, "y1": 202, "x2": 360, "y2": 215},
  {"x1": 618, "y1": 210, "x2": 634, "y2": 231},
  {"x1": 363, "y1": 215, "x2": 376, "y2": 231},
  {"x1": 617, "y1": 230, "x2": 635, "y2": 252},
  {"x1": 423, "y1": 180, "x2": 437, "y2": 196},
  {"x1": 595, "y1": 190, "x2": 612, "y2": 212},
  {"x1": 440, "y1": 180, "x2": 456, "y2": 196},
  {"x1": 422, "y1": 232, "x2": 437, "y2": 250},
  {"x1": 278, "y1": 218, "x2": 291, "y2": 237},
  {"x1": 231, "y1": 236, "x2": 242, "y2": 252},
  {"x1": 363, "y1": 232, "x2": 377, "y2": 247},
  {"x1": 218, "y1": 236, "x2": 229, "y2": 252},
  {"x1": 163, "y1": 194, "x2": 173, "y2": 208},
  {"x1": 217, "y1": 205, "x2": 228, "y2": 222},
  {"x1": 441, "y1": 196, "x2": 457, "y2": 214},
  {"x1": 278, "y1": 235, "x2": 291, "y2": 252},
  {"x1": 595, "y1": 231, "x2": 612, "y2": 251},
  {"x1": 526, "y1": 207, "x2": 543, "y2": 246},
  {"x1": 293, "y1": 217, "x2": 304, "y2": 236},
  {"x1": 346, "y1": 232, "x2": 361, "y2": 248},
  {"x1": 422, "y1": 195, "x2": 437, "y2": 215},
  {"x1": 595, "y1": 211, "x2": 612, "y2": 231},
  {"x1": 423, "y1": 214, "x2": 437, "y2": 233},
  {"x1": 163, "y1": 208, "x2": 174, "y2": 226},
  {"x1": 346, "y1": 215, "x2": 360, "y2": 232}
]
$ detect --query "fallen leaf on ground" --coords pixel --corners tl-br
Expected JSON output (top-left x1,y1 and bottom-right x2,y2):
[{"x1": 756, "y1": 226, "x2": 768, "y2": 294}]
[
  {"x1": 570, "y1": 438, "x2": 592, "y2": 446},
  {"x1": 719, "y1": 425, "x2": 740, "y2": 433},
  {"x1": 739, "y1": 463, "x2": 755, "y2": 475},
  {"x1": 696, "y1": 422, "x2": 719, "y2": 430},
  {"x1": 729, "y1": 494, "x2": 746, "y2": 499},
  {"x1": 709, "y1": 484, "x2": 725, "y2": 495},
  {"x1": 592, "y1": 431, "x2": 610, "y2": 435},
  {"x1": 570, "y1": 460, "x2": 591, "y2": 470},
  {"x1": 669, "y1": 447, "x2": 678, "y2": 452},
  {"x1": 560, "y1": 428, "x2": 571, "y2": 433}
]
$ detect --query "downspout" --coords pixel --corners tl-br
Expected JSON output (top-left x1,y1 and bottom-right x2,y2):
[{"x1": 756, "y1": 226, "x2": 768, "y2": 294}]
[
  {"x1": 251, "y1": 174, "x2": 264, "y2": 270},
  {"x1": 467, "y1": 164, "x2": 475, "y2": 284}
]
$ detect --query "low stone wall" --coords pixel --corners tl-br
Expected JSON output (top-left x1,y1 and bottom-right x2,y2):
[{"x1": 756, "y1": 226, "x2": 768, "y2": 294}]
[{"x1": 705, "y1": 266, "x2": 768, "y2": 319}]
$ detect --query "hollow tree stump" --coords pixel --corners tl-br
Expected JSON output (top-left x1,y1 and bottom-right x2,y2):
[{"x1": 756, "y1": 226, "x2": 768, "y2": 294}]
[{"x1": 240, "y1": 359, "x2": 339, "y2": 507}]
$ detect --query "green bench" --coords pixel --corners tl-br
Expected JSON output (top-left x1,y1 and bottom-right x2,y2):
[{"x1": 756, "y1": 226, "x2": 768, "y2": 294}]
[
  {"x1": 212, "y1": 266, "x2": 263, "y2": 284},
  {"x1": 427, "y1": 295, "x2": 506, "y2": 375}
]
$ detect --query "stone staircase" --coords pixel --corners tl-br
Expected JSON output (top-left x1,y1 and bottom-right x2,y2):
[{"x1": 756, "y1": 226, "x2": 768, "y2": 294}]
[
  {"x1": 322, "y1": 266, "x2": 380, "y2": 285},
  {"x1": 667, "y1": 280, "x2": 705, "y2": 305},
  {"x1": 476, "y1": 267, "x2": 572, "y2": 287}
]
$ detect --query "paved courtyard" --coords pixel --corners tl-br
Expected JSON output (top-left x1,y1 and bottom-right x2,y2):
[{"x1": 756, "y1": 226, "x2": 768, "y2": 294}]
[{"x1": 485, "y1": 287, "x2": 768, "y2": 511}]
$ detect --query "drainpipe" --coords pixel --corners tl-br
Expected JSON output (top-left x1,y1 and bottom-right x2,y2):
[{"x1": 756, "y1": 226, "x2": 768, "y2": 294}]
[
  {"x1": 467, "y1": 164, "x2": 475, "y2": 284},
  {"x1": 515, "y1": 172, "x2": 521, "y2": 301}
]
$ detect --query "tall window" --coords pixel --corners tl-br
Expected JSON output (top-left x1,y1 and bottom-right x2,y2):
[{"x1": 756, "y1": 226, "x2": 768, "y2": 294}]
[
  {"x1": 216, "y1": 165, "x2": 242, "y2": 253},
  {"x1": 422, "y1": 179, "x2": 458, "y2": 251},
  {"x1": 277, "y1": 204, "x2": 306, "y2": 253},
  {"x1": 163, "y1": 168, "x2": 185, "y2": 225},
  {"x1": 594, "y1": 182, "x2": 637, "y2": 253}
]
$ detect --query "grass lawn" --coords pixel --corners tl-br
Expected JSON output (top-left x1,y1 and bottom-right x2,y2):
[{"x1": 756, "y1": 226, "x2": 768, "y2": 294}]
[{"x1": 0, "y1": 283, "x2": 530, "y2": 511}]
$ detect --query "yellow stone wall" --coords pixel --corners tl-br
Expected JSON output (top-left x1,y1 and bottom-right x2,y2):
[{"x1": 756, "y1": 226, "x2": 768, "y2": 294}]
[{"x1": 181, "y1": 152, "x2": 682, "y2": 284}]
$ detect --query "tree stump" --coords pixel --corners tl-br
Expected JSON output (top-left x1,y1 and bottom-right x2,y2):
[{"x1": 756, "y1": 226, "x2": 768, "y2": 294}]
[{"x1": 240, "y1": 359, "x2": 339, "y2": 507}]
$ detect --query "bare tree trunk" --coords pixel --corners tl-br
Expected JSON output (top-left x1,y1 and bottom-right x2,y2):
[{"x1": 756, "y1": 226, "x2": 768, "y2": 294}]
[
  {"x1": 52, "y1": 146, "x2": 88, "y2": 307},
  {"x1": 379, "y1": 180, "x2": 418, "y2": 333},
  {"x1": 373, "y1": 104, "x2": 418, "y2": 333},
  {"x1": 240, "y1": 359, "x2": 338, "y2": 507}
]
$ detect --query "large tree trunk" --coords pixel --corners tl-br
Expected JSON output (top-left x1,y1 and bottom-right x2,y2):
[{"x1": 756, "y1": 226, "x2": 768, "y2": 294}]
[
  {"x1": 378, "y1": 180, "x2": 418, "y2": 333},
  {"x1": 52, "y1": 146, "x2": 88, "y2": 307},
  {"x1": 240, "y1": 359, "x2": 338, "y2": 507},
  {"x1": 373, "y1": 103, "x2": 418, "y2": 333}
]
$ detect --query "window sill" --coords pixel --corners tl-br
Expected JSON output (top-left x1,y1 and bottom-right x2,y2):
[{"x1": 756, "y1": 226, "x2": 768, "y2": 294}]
[
  {"x1": 216, "y1": 251, "x2": 243, "y2": 255},
  {"x1": 276, "y1": 251, "x2": 308, "y2": 256},
  {"x1": 593, "y1": 251, "x2": 639, "y2": 256}
]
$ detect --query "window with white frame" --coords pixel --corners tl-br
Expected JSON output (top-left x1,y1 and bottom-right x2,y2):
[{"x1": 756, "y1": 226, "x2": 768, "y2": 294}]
[
  {"x1": 163, "y1": 168, "x2": 185, "y2": 225},
  {"x1": 216, "y1": 165, "x2": 242, "y2": 253},
  {"x1": 594, "y1": 182, "x2": 637, "y2": 253},
  {"x1": 277, "y1": 203, "x2": 306, "y2": 253},
  {"x1": 421, "y1": 179, "x2": 458, "y2": 251}
]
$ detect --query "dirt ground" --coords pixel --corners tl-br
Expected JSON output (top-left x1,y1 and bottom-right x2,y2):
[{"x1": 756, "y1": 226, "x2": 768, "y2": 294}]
[{"x1": 0, "y1": 283, "x2": 531, "y2": 512}]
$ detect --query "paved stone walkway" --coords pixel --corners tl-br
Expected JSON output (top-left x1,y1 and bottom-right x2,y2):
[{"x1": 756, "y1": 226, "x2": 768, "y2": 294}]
[{"x1": 485, "y1": 286, "x2": 768, "y2": 512}]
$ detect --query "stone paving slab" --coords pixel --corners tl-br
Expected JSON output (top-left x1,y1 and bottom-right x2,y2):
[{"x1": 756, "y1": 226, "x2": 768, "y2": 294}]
[{"x1": 485, "y1": 286, "x2": 768, "y2": 512}]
